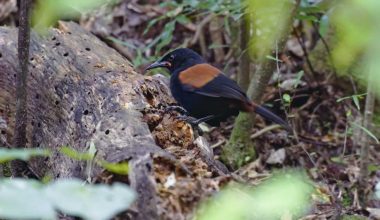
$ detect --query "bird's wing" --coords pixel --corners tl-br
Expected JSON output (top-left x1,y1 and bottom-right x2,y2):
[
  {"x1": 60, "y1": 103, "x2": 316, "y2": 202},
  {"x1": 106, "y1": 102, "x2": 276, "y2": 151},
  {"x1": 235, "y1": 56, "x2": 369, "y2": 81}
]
[{"x1": 179, "y1": 63, "x2": 249, "y2": 102}]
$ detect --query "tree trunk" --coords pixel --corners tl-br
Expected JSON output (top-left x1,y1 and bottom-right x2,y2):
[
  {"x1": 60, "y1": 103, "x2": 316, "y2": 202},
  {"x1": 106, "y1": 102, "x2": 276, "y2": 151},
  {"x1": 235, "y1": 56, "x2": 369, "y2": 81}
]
[{"x1": 222, "y1": 0, "x2": 301, "y2": 169}]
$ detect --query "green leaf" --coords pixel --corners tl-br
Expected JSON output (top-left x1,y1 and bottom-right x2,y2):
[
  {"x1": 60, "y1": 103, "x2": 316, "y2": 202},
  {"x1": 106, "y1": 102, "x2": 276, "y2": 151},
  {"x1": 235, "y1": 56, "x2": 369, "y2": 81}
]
[
  {"x1": 60, "y1": 146, "x2": 93, "y2": 161},
  {"x1": 0, "y1": 179, "x2": 56, "y2": 219},
  {"x1": 265, "y1": 55, "x2": 283, "y2": 62},
  {"x1": 0, "y1": 148, "x2": 50, "y2": 163},
  {"x1": 101, "y1": 161, "x2": 129, "y2": 175},
  {"x1": 351, "y1": 122, "x2": 379, "y2": 144},
  {"x1": 368, "y1": 164, "x2": 380, "y2": 173},
  {"x1": 294, "y1": 70, "x2": 304, "y2": 88},
  {"x1": 352, "y1": 95, "x2": 360, "y2": 110},
  {"x1": 319, "y1": 14, "x2": 329, "y2": 37},
  {"x1": 45, "y1": 179, "x2": 135, "y2": 220},
  {"x1": 155, "y1": 21, "x2": 176, "y2": 52},
  {"x1": 176, "y1": 15, "x2": 191, "y2": 25},
  {"x1": 282, "y1": 94, "x2": 291, "y2": 103}
]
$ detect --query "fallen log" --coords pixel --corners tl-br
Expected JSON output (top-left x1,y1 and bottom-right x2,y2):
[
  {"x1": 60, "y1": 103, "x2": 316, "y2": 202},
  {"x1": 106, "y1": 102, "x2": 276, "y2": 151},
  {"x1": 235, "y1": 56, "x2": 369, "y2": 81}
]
[{"x1": 0, "y1": 22, "x2": 228, "y2": 219}]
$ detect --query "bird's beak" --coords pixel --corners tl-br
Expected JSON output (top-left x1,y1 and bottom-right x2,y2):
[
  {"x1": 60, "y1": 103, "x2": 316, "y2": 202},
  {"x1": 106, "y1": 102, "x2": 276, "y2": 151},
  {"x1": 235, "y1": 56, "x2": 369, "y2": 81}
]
[{"x1": 145, "y1": 61, "x2": 171, "y2": 71}]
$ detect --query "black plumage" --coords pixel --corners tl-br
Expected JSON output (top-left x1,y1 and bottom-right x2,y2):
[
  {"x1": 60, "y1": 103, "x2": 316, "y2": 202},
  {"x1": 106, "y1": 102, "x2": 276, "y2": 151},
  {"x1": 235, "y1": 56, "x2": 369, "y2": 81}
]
[{"x1": 146, "y1": 48, "x2": 291, "y2": 130}]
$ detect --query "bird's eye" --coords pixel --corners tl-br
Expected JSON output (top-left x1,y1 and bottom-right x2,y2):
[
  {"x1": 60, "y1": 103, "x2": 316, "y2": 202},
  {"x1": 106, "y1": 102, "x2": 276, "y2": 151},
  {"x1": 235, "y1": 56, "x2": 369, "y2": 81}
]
[{"x1": 169, "y1": 55, "x2": 174, "y2": 61}]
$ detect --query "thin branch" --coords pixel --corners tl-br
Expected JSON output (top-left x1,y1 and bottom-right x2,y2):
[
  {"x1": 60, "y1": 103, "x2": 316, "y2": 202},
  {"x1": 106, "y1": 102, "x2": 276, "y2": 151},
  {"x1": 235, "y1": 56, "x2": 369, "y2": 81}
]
[{"x1": 11, "y1": 0, "x2": 32, "y2": 177}]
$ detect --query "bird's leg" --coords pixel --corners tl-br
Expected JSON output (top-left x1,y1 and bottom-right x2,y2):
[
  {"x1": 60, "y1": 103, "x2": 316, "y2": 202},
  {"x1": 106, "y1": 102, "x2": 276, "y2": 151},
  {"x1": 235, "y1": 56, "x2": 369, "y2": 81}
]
[
  {"x1": 176, "y1": 115, "x2": 217, "y2": 136},
  {"x1": 176, "y1": 115, "x2": 215, "y2": 126},
  {"x1": 164, "y1": 105, "x2": 189, "y2": 115}
]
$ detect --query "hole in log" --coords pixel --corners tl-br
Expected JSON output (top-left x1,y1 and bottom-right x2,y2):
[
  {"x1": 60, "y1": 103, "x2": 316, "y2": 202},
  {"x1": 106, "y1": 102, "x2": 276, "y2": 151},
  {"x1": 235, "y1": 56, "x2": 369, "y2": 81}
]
[
  {"x1": 1, "y1": 130, "x2": 5, "y2": 134},
  {"x1": 55, "y1": 42, "x2": 60, "y2": 46},
  {"x1": 55, "y1": 100, "x2": 60, "y2": 105},
  {"x1": 0, "y1": 52, "x2": 2, "y2": 58},
  {"x1": 105, "y1": 129, "x2": 110, "y2": 135},
  {"x1": 63, "y1": 52, "x2": 69, "y2": 57},
  {"x1": 121, "y1": 127, "x2": 125, "y2": 131},
  {"x1": 83, "y1": 110, "x2": 89, "y2": 115},
  {"x1": 35, "y1": 93, "x2": 40, "y2": 99},
  {"x1": 52, "y1": 36, "x2": 56, "y2": 40},
  {"x1": 37, "y1": 122, "x2": 41, "y2": 128},
  {"x1": 145, "y1": 163, "x2": 152, "y2": 172},
  {"x1": 85, "y1": 47, "x2": 91, "y2": 51},
  {"x1": 70, "y1": 107, "x2": 74, "y2": 111},
  {"x1": 13, "y1": 74, "x2": 16, "y2": 78},
  {"x1": 30, "y1": 57, "x2": 34, "y2": 61},
  {"x1": 87, "y1": 92, "x2": 90, "y2": 95}
]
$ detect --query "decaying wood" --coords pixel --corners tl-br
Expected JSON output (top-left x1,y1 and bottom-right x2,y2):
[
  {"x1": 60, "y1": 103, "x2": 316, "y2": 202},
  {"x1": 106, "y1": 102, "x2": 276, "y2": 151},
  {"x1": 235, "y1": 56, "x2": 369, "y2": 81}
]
[
  {"x1": 0, "y1": 21, "x2": 228, "y2": 219},
  {"x1": 0, "y1": 21, "x2": 167, "y2": 219}
]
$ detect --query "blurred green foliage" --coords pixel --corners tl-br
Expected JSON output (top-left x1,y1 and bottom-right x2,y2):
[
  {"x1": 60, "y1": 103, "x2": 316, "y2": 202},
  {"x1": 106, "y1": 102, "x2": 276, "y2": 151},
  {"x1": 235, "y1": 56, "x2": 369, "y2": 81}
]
[
  {"x1": 332, "y1": 0, "x2": 380, "y2": 96},
  {"x1": 60, "y1": 146, "x2": 129, "y2": 175},
  {"x1": 0, "y1": 148, "x2": 50, "y2": 163},
  {"x1": 197, "y1": 170, "x2": 313, "y2": 220},
  {"x1": 0, "y1": 178, "x2": 135, "y2": 220},
  {"x1": 246, "y1": 0, "x2": 293, "y2": 59},
  {"x1": 32, "y1": 0, "x2": 119, "y2": 33}
]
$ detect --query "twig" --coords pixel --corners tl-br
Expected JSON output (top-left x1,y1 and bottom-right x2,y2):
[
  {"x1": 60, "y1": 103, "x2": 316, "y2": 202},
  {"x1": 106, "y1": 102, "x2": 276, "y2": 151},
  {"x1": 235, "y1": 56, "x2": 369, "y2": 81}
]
[
  {"x1": 11, "y1": 0, "x2": 32, "y2": 177},
  {"x1": 250, "y1": 124, "x2": 282, "y2": 139},
  {"x1": 293, "y1": 27, "x2": 319, "y2": 85},
  {"x1": 358, "y1": 66, "x2": 375, "y2": 207},
  {"x1": 190, "y1": 13, "x2": 214, "y2": 45},
  {"x1": 312, "y1": 22, "x2": 337, "y2": 78}
]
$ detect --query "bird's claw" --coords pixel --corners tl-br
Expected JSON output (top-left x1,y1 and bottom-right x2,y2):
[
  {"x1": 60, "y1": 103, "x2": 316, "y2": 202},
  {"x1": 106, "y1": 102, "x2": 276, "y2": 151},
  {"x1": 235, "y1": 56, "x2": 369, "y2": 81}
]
[
  {"x1": 164, "y1": 105, "x2": 188, "y2": 115},
  {"x1": 175, "y1": 115, "x2": 199, "y2": 125},
  {"x1": 175, "y1": 115, "x2": 204, "y2": 135}
]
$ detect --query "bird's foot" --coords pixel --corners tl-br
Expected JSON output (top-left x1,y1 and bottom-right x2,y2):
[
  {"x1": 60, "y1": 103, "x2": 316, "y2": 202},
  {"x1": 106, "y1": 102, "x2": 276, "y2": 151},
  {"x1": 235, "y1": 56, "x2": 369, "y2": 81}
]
[
  {"x1": 175, "y1": 115, "x2": 205, "y2": 135},
  {"x1": 164, "y1": 105, "x2": 188, "y2": 115}
]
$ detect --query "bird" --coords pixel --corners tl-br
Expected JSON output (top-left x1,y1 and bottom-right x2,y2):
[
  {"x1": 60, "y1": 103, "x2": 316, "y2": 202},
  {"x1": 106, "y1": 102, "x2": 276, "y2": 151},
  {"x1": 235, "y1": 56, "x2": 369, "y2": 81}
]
[{"x1": 146, "y1": 48, "x2": 291, "y2": 131}]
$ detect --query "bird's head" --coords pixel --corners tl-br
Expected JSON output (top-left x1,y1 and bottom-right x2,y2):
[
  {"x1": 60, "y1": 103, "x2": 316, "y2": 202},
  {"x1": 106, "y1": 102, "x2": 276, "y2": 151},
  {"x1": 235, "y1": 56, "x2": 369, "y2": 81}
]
[{"x1": 146, "y1": 48, "x2": 204, "y2": 73}]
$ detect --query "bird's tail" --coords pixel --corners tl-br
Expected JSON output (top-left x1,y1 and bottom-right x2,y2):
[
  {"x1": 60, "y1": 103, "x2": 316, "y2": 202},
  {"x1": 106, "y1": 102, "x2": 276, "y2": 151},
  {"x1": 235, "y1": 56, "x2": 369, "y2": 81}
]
[{"x1": 253, "y1": 103, "x2": 293, "y2": 132}]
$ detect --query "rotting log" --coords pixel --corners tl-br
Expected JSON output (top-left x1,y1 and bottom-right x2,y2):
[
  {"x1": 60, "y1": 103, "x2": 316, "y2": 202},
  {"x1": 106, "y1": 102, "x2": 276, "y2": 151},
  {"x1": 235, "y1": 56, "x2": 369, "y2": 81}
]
[
  {"x1": 0, "y1": 21, "x2": 229, "y2": 219},
  {"x1": 0, "y1": 21, "x2": 170, "y2": 219}
]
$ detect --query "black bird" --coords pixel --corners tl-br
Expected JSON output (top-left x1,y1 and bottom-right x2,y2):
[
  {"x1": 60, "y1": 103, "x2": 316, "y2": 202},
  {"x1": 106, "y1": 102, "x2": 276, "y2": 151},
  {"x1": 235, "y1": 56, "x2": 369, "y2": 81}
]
[{"x1": 146, "y1": 48, "x2": 291, "y2": 131}]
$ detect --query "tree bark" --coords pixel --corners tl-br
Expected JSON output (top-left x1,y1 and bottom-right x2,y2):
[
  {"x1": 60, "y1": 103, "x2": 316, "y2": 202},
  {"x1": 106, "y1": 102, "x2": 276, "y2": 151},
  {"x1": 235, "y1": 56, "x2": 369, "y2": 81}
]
[
  {"x1": 0, "y1": 21, "x2": 169, "y2": 219},
  {"x1": 223, "y1": 0, "x2": 301, "y2": 169},
  {"x1": 11, "y1": 0, "x2": 31, "y2": 177},
  {"x1": 237, "y1": 12, "x2": 251, "y2": 91}
]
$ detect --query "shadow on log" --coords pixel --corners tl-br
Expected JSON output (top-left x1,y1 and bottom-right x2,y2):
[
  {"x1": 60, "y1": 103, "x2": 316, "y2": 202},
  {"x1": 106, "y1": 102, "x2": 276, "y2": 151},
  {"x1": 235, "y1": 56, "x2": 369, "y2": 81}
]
[{"x1": 0, "y1": 22, "x2": 228, "y2": 219}]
